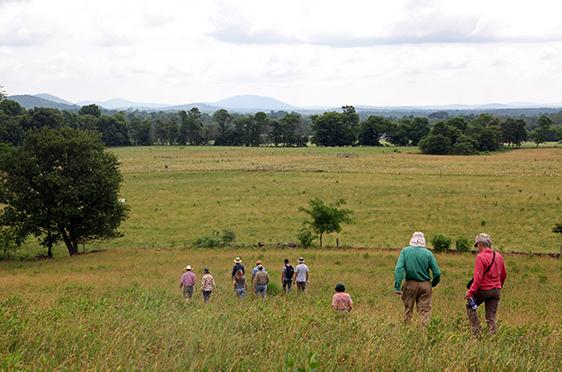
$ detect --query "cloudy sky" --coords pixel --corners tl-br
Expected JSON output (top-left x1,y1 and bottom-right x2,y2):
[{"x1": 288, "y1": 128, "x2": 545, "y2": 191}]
[{"x1": 1, "y1": 0, "x2": 562, "y2": 106}]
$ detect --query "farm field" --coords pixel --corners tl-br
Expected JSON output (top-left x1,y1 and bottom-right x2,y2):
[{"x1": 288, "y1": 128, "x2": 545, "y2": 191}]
[
  {"x1": 0, "y1": 248, "x2": 560, "y2": 370},
  {"x1": 101, "y1": 146, "x2": 561, "y2": 254}
]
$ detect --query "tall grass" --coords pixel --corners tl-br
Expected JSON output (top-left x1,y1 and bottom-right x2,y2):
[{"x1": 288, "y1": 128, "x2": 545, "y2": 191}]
[{"x1": 1, "y1": 248, "x2": 560, "y2": 370}]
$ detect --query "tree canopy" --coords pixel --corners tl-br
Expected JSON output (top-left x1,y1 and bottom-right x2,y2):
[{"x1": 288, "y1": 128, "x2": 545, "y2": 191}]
[
  {"x1": 299, "y1": 198, "x2": 354, "y2": 248},
  {"x1": 0, "y1": 127, "x2": 129, "y2": 257}
]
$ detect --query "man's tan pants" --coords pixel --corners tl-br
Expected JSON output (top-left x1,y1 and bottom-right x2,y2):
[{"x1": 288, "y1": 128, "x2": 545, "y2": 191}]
[{"x1": 401, "y1": 280, "x2": 432, "y2": 326}]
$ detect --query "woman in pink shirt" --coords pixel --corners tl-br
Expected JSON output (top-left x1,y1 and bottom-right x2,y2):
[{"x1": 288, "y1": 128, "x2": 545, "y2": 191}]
[
  {"x1": 332, "y1": 283, "x2": 353, "y2": 312},
  {"x1": 465, "y1": 233, "x2": 507, "y2": 335}
]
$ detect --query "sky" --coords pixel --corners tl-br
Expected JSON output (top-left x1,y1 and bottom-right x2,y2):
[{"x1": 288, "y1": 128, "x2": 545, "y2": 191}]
[{"x1": 1, "y1": 0, "x2": 562, "y2": 107}]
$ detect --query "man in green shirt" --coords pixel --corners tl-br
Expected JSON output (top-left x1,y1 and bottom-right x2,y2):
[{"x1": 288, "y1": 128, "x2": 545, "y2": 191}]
[{"x1": 394, "y1": 232, "x2": 441, "y2": 326}]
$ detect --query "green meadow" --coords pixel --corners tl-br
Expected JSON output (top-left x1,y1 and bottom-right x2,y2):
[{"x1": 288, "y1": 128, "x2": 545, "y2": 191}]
[
  {"x1": 1, "y1": 146, "x2": 561, "y2": 370},
  {"x1": 107, "y1": 146, "x2": 561, "y2": 253}
]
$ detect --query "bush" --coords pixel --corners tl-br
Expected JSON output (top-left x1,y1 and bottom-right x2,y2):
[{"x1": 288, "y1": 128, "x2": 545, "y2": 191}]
[
  {"x1": 192, "y1": 229, "x2": 236, "y2": 248},
  {"x1": 0, "y1": 228, "x2": 23, "y2": 258},
  {"x1": 431, "y1": 234, "x2": 452, "y2": 252},
  {"x1": 419, "y1": 134, "x2": 452, "y2": 155},
  {"x1": 455, "y1": 236, "x2": 470, "y2": 252},
  {"x1": 297, "y1": 228, "x2": 316, "y2": 248}
]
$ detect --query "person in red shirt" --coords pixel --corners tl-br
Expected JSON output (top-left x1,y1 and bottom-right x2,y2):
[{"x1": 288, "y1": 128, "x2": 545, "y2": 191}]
[
  {"x1": 332, "y1": 283, "x2": 353, "y2": 313},
  {"x1": 465, "y1": 233, "x2": 507, "y2": 335}
]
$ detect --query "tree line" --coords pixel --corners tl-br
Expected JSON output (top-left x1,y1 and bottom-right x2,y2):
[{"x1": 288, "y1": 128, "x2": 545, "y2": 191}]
[{"x1": 1, "y1": 98, "x2": 561, "y2": 153}]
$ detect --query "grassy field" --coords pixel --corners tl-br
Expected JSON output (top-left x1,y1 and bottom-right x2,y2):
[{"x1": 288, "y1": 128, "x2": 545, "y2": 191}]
[
  {"x1": 104, "y1": 146, "x2": 561, "y2": 254},
  {"x1": 1, "y1": 248, "x2": 560, "y2": 370},
  {"x1": 2, "y1": 146, "x2": 561, "y2": 370}
]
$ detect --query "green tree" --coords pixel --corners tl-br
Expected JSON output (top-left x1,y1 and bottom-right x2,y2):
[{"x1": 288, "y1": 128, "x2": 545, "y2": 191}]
[
  {"x1": 533, "y1": 115, "x2": 552, "y2": 147},
  {"x1": 500, "y1": 118, "x2": 528, "y2": 147},
  {"x1": 311, "y1": 111, "x2": 356, "y2": 146},
  {"x1": 97, "y1": 115, "x2": 130, "y2": 146},
  {"x1": 358, "y1": 115, "x2": 386, "y2": 146},
  {"x1": 0, "y1": 84, "x2": 6, "y2": 101},
  {"x1": 418, "y1": 134, "x2": 452, "y2": 155},
  {"x1": 299, "y1": 198, "x2": 354, "y2": 248},
  {"x1": 0, "y1": 128, "x2": 129, "y2": 256},
  {"x1": 79, "y1": 104, "x2": 102, "y2": 118}
]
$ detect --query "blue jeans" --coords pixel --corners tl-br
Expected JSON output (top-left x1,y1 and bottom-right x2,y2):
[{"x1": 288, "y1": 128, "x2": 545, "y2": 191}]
[
  {"x1": 235, "y1": 288, "x2": 246, "y2": 298},
  {"x1": 255, "y1": 284, "x2": 267, "y2": 298},
  {"x1": 202, "y1": 290, "x2": 212, "y2": 303}
]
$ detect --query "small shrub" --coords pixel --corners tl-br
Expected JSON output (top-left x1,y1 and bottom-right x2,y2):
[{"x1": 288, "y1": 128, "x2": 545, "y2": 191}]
[
  {"x1": 0, "y1": 228, "x2": 23, "y2": 258},
  {"x1": 220, "y1": 229, "x2": 236, "y2": 245},
  {"x1": 297, "y1": 228, "x2": 316, "y2": 248},
  {"x1": 192, "y1": 232, "x2": 221, "y2": 248},
  {"x1": 431, "y1": 234, "x2": 452, "y2": 252},
  {"x1": 192, "y1": 229, "x2": 236, "y2": 248},
  {"x1": 455, "y1": 236, "x2": 470, "y2": 252}
]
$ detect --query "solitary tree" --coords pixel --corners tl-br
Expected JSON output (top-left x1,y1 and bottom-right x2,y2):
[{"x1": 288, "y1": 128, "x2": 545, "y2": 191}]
[
  {"x1": 299, "y1": 198, "x2": 354, "y2": 248},
  {"x1": 0, "y1": 127, "x2": 129, "y2": 257},
  {"x1": 534, "y1": 115, "x2": 552, "y2": 147}
]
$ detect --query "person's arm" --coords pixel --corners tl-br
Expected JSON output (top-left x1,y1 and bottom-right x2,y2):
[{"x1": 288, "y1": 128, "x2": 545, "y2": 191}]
[
  {"x1": 331, "y1": 294, "x2": 337, "y2": 310},
  {"x1": 466, "y1": 255, "x2": 484, "y2": 298},
  {"x1": 306, "y1": 270, "x2": 310, "y2": 283},
  {"x1": 281, "y1": 267, "x2": 285, "y2": 282},
  {"x1": 266, "y1": 274, "x2": 269, "y2": 284},
  {"x1": 394, "y1": 250, "x2": 406, "y2": 293},
  {"x1": 211, "y1": 276, "x2": 216, "y2": 290},
  {"x1": 180, "y1": 275, "x2": 183, "y2": 289},
  {"x1": 429, "y1": 253, "x2": 441, "y2": 287},
  {"x1": 348, "y1": 296, "x2": 353, "y2": 312}
]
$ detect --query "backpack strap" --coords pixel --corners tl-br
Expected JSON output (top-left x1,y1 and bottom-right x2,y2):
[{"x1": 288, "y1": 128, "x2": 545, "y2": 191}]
[{"x1": 482, "y1": 251, "x2": 496, "y2": 277}]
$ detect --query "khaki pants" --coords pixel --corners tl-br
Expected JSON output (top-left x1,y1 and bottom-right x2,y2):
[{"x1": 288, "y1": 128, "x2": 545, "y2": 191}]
[
  {"x1": 466, "y1": 288, "x2": 501, "y2": 335},
  {"x1": 401, "y1": 280, "x2": 432, "y2": 326}
]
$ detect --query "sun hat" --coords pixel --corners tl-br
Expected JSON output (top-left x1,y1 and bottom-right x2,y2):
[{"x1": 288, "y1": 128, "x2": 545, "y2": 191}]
[
  {"x1": 335, "y1": 283, "x2": 346, "y2": 292},
  {"x1": 474, "y1": 233, "x2": 492, "y2": 247},
  {"x1": 298, "y1": 257, "x2": 304, "y2": 262},
  {"x1": 409, "y1": 232, "x2": 426, "y2": 247},
  {"x1": 255, "y1": 259, "x2": 262, "y2": 265},
  {"x1": 185, "y1": 265, "x2": 192, "y2": 271},
  {"x1": 234, "y1": 257, "x2": 241, "y2": 263}
]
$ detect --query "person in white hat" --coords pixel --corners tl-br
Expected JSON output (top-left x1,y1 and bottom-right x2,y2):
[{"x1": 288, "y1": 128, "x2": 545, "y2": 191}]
[
  {"x1": 231, "y1": 257, "x2": 245, "y2": 280},
  {"x1": 179, "y1": 265, "x2": 196, "y2": 299},
  {"x1": 394, "y1": 232, "x2": 441, "y2": 326},
  {"x1": 293, "y1": 257, "x2": 310, "y2": 293}
]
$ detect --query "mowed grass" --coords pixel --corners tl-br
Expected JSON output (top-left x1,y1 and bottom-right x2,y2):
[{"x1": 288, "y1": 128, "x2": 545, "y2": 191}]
[
  {"x1": 98, "y1": 146, "x2": 562, "y2": 253},
  {"x1": 1, "y1": 248, "x2": 560, "y2": 370}
]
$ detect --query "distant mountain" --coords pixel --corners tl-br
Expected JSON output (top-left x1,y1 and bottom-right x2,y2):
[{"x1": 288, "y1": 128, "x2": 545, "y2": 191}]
[
  {"x1": 8, "y1": 95, "x2": 79, "y2": 110},
  {"x1": 34, "y1": 93, "x2": 74, "y2": 105},
  {"x1": 162, "y1": 103, "x2": 219, "y2": 112},
  {"x1": 76, "y1": 98, "x2": 172, "y2": 110},
  {"x1": 210, "y1": 95, "x2": 297, "y2": 111}
]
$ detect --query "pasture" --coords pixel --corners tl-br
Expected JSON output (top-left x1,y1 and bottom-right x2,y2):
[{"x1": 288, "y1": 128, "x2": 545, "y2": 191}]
[
  {"x1": 1, "y1": 248, "x2": 560, "y2": 370},
  {"x1": 1, "y1": 146, "x2": 561, "y2": 370},
  {"x1": 107, "y1": 146, "x2": 561, "y2": 254}
]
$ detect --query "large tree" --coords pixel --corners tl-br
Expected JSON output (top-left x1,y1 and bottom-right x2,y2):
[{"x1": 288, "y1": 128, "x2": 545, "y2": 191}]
[{"x1": 0, "y1": 128, "x2": 129, "y2": 256}]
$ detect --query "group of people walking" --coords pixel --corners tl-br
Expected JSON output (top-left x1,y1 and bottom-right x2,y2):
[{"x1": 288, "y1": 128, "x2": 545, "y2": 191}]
[{"x1": 180, "y1": 231, "x2": 507, "y2": 335}]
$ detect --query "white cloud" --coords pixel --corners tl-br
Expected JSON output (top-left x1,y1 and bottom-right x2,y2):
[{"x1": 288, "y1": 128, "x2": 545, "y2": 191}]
[{"x1": 1, "y1": 0, "x2": 562, "y2": 106}]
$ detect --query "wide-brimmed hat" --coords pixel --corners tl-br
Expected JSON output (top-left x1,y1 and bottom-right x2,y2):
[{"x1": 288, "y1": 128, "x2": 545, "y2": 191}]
[
  {"x1": 234, "y1": 257, "x2": 241, "y2": 263},
  {"x1": 474, "y1": 233, "x2": 492, "y2": 247},
  {"x1": 255, "y1": 259, "x2": 262, "y2": 265},
  {"x1": 409, "y1": 232, "x2": 426, "y2": 247},
  {"x1": 185, "y1": 265, "x2": 192, "y2": 271},
  {"x1": 298, "y1": 257, "x2": 304, "y2": 262}
]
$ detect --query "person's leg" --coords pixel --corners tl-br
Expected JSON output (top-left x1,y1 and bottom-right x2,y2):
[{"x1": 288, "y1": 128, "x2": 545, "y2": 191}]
[
  {"x1": 203, "y1": 290, "x2": 211, "y2": 303},
  {"x1": 466, "y1": 291, "x2": 486, "y2": 336},
  {"x1": 287, "y1": 280, "x2": 292, "y2": 293},
  {"x1": 186, "y1": 286, "x2": 193, "y2": 299},
  {"x1": 401, "y1": 281, "x2": 417, "y2": 324},
  {"x1": 484, "y1": 289, "x2": 501, "y2": 334},
  {"x1": 416, "y1": 281, "x2": 432, "y2": 326}
]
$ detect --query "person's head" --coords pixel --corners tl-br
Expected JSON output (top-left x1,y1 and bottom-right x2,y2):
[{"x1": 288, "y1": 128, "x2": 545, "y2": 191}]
[
  {"x1": 258, "y1": 264, "x2": 263, "y2": 271},
  {"x1": 284, "y1": 258, "x2": 289, "y2": 264},
  {"x1": 474, "y1": 233, "x2": 492, "y2": 252},
  {"x1": 235, "y1": 269, "x2": 244, "y2": 280},
  {"x1": 234, "y1": 257, "x2": 242, "y2": 264},
  {"x1": 204, "y1": 268, "x2": 210, "y2": 274},
  {"x1": 185, "y1": 265, "x2": 192, "y2": 271},
  {"x1": 255, "y1": 259, "x2": 262, "y2": 266},
  {"x1": 409, "y1": 231, "x2": 426, "y2": 247},
  {"x1": 335, "y1": 283, "x2": 346, "y2": 292},
  {"x1": 298, "y1": 257, "x2": 304, "y2": 263}
]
